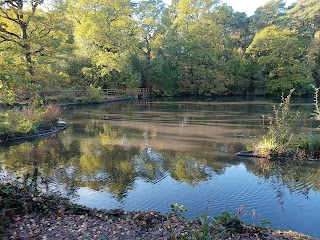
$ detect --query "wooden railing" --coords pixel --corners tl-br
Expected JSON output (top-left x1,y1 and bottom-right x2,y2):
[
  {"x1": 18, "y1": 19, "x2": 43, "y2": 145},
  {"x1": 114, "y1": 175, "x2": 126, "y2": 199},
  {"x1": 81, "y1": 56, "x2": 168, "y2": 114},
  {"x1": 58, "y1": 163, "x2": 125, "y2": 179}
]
[
  {"x1": 17, "y1": 88, "x2": 150, "y2": 100},
  {"x1": 1, "y1": 88, "x2": 151, "y2": 106},
  {"x1": 103, "y1": 88, "x2": 150, "y2": 96}
]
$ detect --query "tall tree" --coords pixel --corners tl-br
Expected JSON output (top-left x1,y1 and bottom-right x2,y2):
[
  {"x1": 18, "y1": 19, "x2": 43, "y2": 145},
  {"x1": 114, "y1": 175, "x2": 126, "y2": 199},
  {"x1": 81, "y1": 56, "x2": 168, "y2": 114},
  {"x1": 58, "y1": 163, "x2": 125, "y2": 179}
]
[
  {"x1": 0, "y1": 0, "x2": 69, "y2": 81},
  {"x1": 249, "y1": 0, "x2": 286, "y2": 34},
  {"x1": 133, "y1": 0, "x2": 166, "y2": 88},
  {"x1": 281, "y1": 0, "x2": 320, "y2": 38},
  {"x1": 67, "y1": 0, "x2": 139, "y2": 89},
  {"x1": 157, "y1": 0, "x2": 232, "y2": 96},
  {"x1": 308, "y1": 31, "x2": 320, "y2": 86},
  {"x1": 246, "y1": 25, "x2": 313, "y2": 95}
]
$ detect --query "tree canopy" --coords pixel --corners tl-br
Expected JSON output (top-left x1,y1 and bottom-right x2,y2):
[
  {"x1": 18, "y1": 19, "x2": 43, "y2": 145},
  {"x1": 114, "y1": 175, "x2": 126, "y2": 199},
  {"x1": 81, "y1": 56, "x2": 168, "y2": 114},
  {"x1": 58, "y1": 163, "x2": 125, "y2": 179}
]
[{"x1": 1, "y1": 0, "x2": 319, "y2": 100}]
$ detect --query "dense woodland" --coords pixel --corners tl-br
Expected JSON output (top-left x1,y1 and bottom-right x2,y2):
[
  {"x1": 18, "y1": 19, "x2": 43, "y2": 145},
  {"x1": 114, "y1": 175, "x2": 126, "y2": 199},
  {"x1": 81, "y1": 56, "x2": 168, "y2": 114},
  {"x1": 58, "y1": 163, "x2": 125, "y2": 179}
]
[{"x1": 0, "y1": 0, "x2": 320, "y2": 99}]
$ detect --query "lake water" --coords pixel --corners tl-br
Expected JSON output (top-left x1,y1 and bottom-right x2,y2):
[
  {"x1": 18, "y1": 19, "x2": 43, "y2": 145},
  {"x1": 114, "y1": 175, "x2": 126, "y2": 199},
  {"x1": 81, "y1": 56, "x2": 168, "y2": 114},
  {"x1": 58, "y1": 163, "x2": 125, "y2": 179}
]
[{"x1": 1, "y1": 99, "x2": 320, "y2": 237}]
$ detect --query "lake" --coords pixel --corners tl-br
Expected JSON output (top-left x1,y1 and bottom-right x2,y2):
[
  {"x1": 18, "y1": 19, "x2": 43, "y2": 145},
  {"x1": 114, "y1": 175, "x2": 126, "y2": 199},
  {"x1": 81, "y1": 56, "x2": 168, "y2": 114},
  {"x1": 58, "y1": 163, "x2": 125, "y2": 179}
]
[{"x1": 0, "y1": 99, "x2": 319, "y2": 237}]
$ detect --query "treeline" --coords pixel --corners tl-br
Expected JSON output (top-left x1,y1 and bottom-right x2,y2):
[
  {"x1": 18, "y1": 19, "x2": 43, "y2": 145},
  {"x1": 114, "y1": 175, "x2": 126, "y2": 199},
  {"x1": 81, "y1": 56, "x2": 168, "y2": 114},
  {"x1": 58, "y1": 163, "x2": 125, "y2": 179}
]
[{"x1": 0, "y1": 0, "x2": 320, "y2": 99}]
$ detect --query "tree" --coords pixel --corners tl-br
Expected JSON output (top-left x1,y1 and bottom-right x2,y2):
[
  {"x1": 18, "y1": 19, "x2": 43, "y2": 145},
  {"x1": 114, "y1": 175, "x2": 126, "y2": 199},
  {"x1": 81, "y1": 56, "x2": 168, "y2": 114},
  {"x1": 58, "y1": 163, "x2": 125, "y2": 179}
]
[
  {"x1": 211, "y1": 4, "x2": 251, "y2": 49},
  {"x1": 158, "y1": 0, "x2": 236, "y2": 96},
  {"x1": 308, "y1": 31, "x2": 320, "y2": 86},
  {"x1": 0, "y1": 0, "x2": 70, "y2": 85},
  {"x1": 133, "y1": 0, "x2": 166, "y2": 89},
  {"x1": 246, "y1": 25, "x2": 313, "y2": 95},
  {"x1": 281, "y1": 0, "x2": 320, "y2": 38},
  {"x1": 249, "y1": 0, "x2": 287, "y2": 34},
  {"x1": 66, "y1": 0, "x2": 140, "y2": 89}
]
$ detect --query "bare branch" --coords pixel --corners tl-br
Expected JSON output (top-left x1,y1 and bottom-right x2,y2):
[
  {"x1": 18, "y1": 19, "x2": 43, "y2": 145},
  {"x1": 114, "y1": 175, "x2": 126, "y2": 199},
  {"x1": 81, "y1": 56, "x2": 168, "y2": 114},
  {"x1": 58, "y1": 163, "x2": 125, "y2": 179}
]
[{"x1": 32, "y1": 46, "x2": 45, "y2": 55}]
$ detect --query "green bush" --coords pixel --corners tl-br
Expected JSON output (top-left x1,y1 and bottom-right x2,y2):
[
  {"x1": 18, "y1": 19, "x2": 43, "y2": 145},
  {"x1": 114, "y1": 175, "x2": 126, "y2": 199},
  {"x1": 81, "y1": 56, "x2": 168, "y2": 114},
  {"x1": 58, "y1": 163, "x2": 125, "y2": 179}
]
[
  {"x1": 0, "y1": 104, "x2": 61, "y2": 140},
  {"x1": 255, "y1": 89, "x2": 300, "y2": 157},
  {"x1": 296, "y1": 134, "x2": 320, "y2": 160},
  {"x1": 86, "y1": 85, "x2": 104, "y2": 102}
]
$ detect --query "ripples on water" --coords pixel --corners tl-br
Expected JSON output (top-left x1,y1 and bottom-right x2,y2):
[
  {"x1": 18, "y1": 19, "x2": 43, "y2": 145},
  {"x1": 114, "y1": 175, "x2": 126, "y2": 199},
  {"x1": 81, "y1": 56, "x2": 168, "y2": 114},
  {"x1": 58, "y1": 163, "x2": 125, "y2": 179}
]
[{"x1": 0, "y1": 99, "x2": 319, "y2": 237}]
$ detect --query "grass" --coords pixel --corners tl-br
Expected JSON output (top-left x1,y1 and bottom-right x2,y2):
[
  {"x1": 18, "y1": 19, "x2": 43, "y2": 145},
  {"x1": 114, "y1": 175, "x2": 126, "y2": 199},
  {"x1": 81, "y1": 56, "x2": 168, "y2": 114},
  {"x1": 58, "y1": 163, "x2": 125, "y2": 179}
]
[
  {"x1": 255, "y1": 89, "x2": 300, "y2": 158},
  {"x1": 296, "y1": 133, "x2": 320, "y2": 160}
]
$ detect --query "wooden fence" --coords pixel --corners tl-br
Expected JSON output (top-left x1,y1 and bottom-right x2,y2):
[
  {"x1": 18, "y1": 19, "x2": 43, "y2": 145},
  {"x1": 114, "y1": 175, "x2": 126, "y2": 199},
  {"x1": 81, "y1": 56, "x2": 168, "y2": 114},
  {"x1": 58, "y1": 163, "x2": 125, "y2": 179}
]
[{"x1": 13, "y1": 88, "x2": 150, "y2": 103}]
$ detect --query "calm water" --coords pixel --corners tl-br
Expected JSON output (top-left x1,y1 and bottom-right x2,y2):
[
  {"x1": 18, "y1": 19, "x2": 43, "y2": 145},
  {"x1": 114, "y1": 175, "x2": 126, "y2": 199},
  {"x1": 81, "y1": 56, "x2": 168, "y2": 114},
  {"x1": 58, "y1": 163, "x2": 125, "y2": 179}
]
[{"x1": 1, "y1": 99, "x2": 320, "y2": 237}]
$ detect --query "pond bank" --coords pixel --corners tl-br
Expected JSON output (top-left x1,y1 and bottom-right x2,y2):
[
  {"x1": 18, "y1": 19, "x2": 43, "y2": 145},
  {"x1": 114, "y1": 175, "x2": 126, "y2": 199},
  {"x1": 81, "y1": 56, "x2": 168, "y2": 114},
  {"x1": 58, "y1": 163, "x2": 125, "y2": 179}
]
[
  {"x1": 0, "y1": 180, "x2": 317, "y2": 240},
  {"x1": 3, "y1": 208, "x2": 317, "y2": 240},
  {"x1": 58, "y1": 95, "x2": 134, "y2": 107},
  {"x1": 0, "y1": 121, "x2": 68, "y2": 144}
]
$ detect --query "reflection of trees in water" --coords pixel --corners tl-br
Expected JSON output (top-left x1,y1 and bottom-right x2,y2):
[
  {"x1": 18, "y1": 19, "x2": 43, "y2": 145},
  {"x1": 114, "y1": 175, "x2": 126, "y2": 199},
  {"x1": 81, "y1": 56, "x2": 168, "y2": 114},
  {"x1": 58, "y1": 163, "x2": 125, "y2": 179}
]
[
  {"x1": 164, "y1": 153, "x2": 209, "y2": 186},
  {"x1": 0, "y1": 136, "x2": 80, "y2": 196},
  {"x1": 0, "y1": 121, "x2": 251, "y2": 200},
  {"x1": 247, "y1": 158, "x2": 320, "y2": 197},
  {"x1": 0, "y1": 137, "x2": 73, "y2": 175},
  {"x1": 78, "y1": 124, "x2": 138, "y2": 198},
  {"x1": 135, "y1": 146, "x2": 167, "y2": 183}
]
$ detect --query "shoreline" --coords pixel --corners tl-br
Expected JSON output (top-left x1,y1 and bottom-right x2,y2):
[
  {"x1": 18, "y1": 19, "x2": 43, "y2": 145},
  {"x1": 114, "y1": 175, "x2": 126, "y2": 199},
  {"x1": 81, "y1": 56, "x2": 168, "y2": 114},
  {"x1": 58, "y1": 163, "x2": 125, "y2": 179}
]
[
  {"x1": 0, "y1": 122, "x2": 68, "y2": 144},
  {"x1": 0, "y1": 183, "x2": 318, "y2": 240},
  {"x1": 2, "y1": 206, "x2": 318, "y2": 240}
]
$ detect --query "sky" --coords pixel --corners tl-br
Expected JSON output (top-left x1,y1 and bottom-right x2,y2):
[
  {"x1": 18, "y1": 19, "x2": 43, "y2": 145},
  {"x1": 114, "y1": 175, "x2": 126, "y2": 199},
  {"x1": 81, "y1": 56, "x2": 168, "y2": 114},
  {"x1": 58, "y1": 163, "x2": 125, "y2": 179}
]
[{"x1": 162, "y1": 0, "x2": 297, "y2": 16}]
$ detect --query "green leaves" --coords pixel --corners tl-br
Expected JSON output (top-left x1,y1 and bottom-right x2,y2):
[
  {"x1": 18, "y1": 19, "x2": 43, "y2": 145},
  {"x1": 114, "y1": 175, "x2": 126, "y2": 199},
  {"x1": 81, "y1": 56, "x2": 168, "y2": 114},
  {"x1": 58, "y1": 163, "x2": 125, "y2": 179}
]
[
  {"x1": 0, "y1": 0, "x2": 319, "y2": 97},
  {"x1": 66, "y1": 0, "x2": 139, "y2": 88},
  {"x1": 247, "y1": 25, "x2": 313, "y2": 95}
]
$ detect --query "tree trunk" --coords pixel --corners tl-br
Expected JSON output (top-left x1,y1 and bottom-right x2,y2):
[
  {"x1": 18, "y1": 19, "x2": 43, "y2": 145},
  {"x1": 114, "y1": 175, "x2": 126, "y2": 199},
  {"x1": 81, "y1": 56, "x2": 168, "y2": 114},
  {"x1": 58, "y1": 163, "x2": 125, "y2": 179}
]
[{"x1": 22, "y1": 24, "x2": 34, "y2": 76}]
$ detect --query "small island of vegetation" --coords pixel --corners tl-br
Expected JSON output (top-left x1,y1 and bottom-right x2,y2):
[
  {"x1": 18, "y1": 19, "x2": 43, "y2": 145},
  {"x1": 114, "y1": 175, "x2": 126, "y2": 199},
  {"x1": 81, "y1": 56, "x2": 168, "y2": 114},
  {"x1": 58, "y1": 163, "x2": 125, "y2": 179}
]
[{"x1": 237, "y1": 87, "x2": 320, "y2": 162}]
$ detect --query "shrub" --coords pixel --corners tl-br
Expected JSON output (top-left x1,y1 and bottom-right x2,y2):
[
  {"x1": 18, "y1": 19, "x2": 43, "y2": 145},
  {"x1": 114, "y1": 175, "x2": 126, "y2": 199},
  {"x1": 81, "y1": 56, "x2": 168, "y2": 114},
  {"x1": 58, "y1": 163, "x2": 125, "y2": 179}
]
[
  {"x1": 296, "y1": 134, "x2": 320, "y2": 160},
  {"x1": 83, "y1": 85, "x2": 105, "y2": 103},
  {"x1": 39, "y1": 104, "x2": 62, "y2": 130},
  {"x1": 312, "y1": 85, "x2": 320, "y2": 120},
  {"x1": 255, "y1": 89, "x2": 300, "y2": 157},
  {"x1": 0, "y1": 104, "x2": 62, "y2": 139}
]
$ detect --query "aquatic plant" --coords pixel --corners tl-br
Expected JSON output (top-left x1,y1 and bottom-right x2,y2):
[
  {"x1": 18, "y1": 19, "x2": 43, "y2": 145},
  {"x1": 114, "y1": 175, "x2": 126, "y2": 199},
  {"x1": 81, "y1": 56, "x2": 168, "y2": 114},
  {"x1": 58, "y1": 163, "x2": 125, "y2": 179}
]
[
  {"x1": 167, "y1": 203, "x2": 273, "y2": 240},
  {"x1": 296, "y1": 134, "x2": 320, "y2": 160},
  {"x1": 255, "y1": 89, "x2": 300, "y2": 157}
]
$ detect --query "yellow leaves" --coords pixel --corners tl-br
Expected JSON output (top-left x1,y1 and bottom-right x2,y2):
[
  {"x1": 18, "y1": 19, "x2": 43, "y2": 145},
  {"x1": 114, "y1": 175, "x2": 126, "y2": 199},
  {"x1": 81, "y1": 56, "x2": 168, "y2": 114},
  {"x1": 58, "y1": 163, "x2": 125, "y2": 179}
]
[
  {"x1": 99, "y1": 124, "x2": 121, "y2": 150},
  {"x1": 70, "y1": 0, "x2": 135, "y2": 77},
  {"x1": 171, "y1": 153, "x2": 208, "y2": 186},
  {"x1": 80, "y1": 155, "x2": 102, "y2": 174},
  {"x1": 144, "y1": 17, "x2": 155, "y2": 25}
]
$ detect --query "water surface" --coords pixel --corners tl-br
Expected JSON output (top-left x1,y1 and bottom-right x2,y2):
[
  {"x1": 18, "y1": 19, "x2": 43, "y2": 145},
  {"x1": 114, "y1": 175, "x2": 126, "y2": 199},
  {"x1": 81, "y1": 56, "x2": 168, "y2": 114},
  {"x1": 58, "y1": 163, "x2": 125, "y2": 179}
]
[{"x1": 1, "y1": 99, "x2": 319, "y2": 237}]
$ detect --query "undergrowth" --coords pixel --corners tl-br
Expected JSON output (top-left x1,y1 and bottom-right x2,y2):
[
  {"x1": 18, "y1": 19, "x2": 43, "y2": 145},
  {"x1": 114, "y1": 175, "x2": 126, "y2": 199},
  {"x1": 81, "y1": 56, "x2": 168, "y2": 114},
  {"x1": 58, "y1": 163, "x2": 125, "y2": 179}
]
[
  {"x1": 255, "y1": 89, "x2": 300, "y2": 158},
  {"x1": 0, "y1": 169, "x2": 69, "y2": 237},
  {"x1": 0, "y1": 103, "x2": 61, "y2": 140},
  {"x1": 168, "y1": 204, "x2": 271, "y2": 239}
]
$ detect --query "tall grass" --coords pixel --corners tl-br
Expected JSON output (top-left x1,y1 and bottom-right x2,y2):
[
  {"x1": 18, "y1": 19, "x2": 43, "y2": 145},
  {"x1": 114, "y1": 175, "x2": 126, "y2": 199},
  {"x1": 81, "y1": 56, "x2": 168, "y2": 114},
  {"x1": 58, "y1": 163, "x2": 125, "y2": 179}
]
[
  {"x1": 255, "y1": 89, "x2": 300, "y2": 157},
  {"x1": 296, "y1": 134, "x2": 320, "y2": 160}
]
